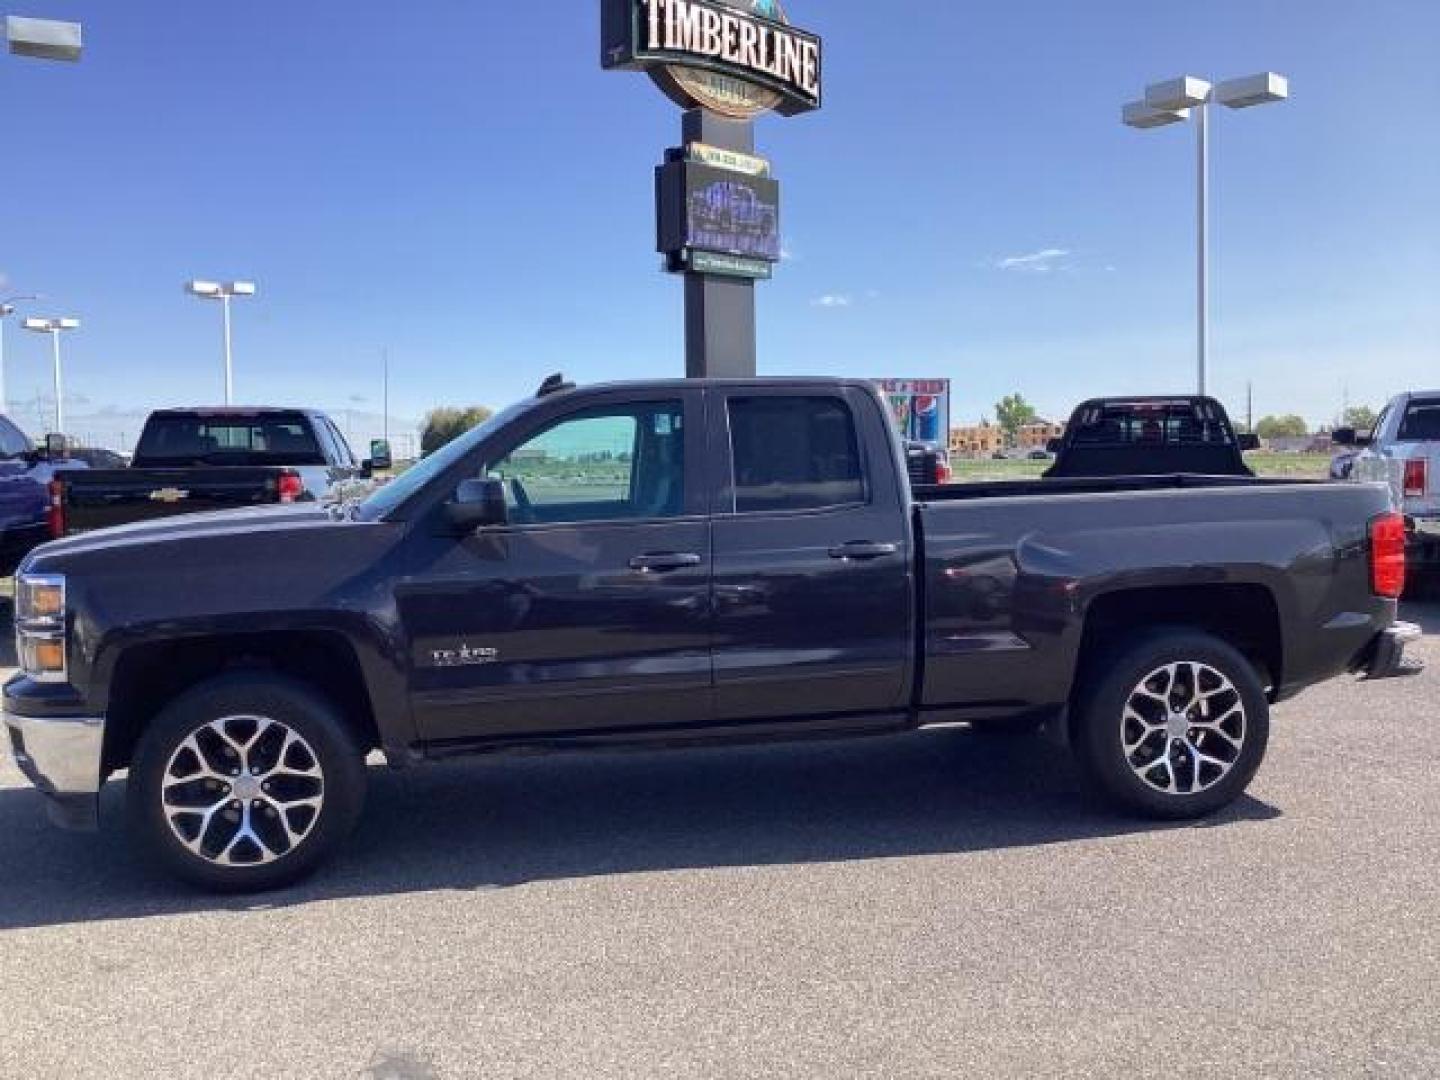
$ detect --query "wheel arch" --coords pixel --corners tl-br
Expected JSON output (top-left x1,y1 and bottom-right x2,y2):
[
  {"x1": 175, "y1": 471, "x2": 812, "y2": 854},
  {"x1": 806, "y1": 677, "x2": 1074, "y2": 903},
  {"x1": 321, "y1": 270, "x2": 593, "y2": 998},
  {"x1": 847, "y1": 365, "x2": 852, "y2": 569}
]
[
  {"x1": 102, "y1": 627, "x2": 387, "y2": 774},
  {"x1": 1073, "y1": 582, "x2": 1284, "y2": 706}
]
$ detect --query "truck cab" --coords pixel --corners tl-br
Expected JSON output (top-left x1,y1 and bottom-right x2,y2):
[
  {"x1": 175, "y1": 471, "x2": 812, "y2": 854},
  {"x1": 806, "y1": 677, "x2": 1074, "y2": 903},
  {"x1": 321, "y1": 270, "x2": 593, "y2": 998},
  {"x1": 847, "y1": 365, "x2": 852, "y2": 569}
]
[{"x1": 1044, "y1": 396, "x2": 1258, "y2": 479}]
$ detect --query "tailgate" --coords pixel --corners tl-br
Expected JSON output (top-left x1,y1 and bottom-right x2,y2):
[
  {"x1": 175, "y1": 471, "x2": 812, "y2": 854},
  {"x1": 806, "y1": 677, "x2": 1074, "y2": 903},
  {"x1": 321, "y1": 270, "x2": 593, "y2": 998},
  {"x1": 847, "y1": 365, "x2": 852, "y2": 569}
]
[{"x1": 58, "y1": 468, "x2": 286, "y2": 535}]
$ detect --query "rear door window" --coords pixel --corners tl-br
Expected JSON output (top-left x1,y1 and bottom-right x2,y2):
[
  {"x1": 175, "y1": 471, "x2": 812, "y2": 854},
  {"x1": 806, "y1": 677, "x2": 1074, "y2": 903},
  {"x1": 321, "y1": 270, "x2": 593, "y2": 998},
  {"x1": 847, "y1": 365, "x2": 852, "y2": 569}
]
[
  {"x1": 727, "y1": 396, "x2": 865, "y2": 513},
  {"x1": 135, "y1": 415, "x2": 326, "y2": 466},
  {"x1": 1398, "y1": 400, "x2": 1440, "y2": 441},
  {"x1": 1070, "y1": 401, "x2": 1232, "y2": 447}
]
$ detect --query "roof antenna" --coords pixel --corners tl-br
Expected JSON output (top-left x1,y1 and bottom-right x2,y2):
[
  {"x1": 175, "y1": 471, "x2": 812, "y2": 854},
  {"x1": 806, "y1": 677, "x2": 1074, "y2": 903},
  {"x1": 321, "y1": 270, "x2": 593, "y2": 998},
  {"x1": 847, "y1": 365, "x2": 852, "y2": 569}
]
[{"x1": 536, "y1": 373, "x2": 574, "y2": 398}]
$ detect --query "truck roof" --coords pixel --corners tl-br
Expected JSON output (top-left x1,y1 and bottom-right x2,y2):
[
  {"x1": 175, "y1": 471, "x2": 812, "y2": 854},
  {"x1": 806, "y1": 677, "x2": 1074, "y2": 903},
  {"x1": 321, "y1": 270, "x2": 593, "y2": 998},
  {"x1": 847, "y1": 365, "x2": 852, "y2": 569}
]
[
  {"x1": 540, "y1": 376, "x2": 881, "y2": 396},
  {"x1": 146, "y1": 407, "x2": 328, "y2": 418},
  {"x1": 1070, "y1": 395, "x2": 1227, "y2": 410}
]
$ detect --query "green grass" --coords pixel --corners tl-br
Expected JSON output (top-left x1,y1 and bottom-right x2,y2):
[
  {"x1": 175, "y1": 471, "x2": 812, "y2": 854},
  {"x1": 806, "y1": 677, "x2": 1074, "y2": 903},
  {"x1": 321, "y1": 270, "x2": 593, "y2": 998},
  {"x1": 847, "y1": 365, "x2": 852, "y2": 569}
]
[{"x1": 949, "y1": 453, "x2": 1332, "y2": 483}]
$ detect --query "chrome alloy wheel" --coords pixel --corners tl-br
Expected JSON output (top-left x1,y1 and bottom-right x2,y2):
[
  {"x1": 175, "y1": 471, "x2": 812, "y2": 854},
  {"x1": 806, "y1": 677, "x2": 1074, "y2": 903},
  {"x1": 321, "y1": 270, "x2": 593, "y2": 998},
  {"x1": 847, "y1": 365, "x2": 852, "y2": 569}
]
[
  {"x1": 1121, "y1": 661, "x2": 1246, "y2": 796},
  {"x1": 161, "y1": 715, "x2": 325, "y2": 867}
]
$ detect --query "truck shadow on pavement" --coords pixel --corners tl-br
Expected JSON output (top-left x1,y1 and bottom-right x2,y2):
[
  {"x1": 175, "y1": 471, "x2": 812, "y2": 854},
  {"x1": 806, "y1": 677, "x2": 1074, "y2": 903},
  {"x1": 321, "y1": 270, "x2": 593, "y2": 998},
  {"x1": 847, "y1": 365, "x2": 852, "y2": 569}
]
[{"x1": 0, "y1": 726, "x2": 1279, "y2": 931}]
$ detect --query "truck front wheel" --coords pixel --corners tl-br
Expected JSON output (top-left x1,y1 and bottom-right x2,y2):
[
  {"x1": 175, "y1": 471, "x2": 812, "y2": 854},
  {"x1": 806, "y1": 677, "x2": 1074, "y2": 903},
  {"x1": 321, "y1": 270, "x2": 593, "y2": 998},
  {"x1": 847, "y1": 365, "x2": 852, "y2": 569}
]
[
  {"x1": 127, "y1": 672, "x2": 367, "y2": 892},
  {"x1": 1072, "y1": 631, "x2": 1270, "y2": 819}
]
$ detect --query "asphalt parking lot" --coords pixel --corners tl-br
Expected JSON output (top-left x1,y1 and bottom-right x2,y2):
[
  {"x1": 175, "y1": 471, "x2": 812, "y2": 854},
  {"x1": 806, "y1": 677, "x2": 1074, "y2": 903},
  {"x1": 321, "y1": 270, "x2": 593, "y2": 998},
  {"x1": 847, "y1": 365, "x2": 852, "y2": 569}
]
[{"x1": 0, "y1": 603, "x2": 1437, "y2": 1079}]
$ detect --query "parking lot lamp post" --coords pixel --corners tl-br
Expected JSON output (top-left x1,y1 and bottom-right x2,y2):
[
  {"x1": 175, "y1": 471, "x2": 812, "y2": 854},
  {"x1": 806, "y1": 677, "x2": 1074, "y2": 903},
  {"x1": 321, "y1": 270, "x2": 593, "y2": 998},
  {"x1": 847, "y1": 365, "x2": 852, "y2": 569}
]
[
  {"x1": 5, "y1": 15, "x2": 82, "y2": 61},
  {"x1": 187, "y1": 280, "x2": 256, "y2": 405},
  {"x1": 1122, "y1": 72, "x2": 1289, "y2": 396},
  {"x1": 21, "y1": 316, "x2": 79, "y2": 432}
]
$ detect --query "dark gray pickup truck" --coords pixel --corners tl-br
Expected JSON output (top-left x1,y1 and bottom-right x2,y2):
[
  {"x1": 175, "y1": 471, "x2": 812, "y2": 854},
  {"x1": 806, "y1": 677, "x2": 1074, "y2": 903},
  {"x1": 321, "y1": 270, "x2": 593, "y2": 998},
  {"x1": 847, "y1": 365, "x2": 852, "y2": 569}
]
[
  {"x1": 4, "y1": 376, "x2": 1419, "y2": 891},
  {"x1": 50, "y1": 407, "x2": 387, "y2": 537}
]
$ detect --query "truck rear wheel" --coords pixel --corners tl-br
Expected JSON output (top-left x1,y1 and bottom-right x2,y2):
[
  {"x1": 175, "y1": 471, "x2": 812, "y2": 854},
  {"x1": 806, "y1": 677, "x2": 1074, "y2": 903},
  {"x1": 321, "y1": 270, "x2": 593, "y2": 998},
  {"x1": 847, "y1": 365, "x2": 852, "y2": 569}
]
[
  {"x1": 1072, "y1": 631, "x2": 1269, "y2": 819},
  {"x1": 127, "y1": 673, "x2": 367, "y2": 892}
]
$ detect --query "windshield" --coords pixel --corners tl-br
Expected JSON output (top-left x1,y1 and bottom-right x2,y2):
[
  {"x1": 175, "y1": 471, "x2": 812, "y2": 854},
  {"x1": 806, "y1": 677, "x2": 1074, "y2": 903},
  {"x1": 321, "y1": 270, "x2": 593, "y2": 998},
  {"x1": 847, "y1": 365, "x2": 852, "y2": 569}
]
[
  {"x1": 355, "y1": 399, "x2": 530, "y2": 521},
  {"x1": 135, "y1": 414, "x2": 324, "y2": 466},
  {"x1": 0, "y1": 415, "x2": 33, "y2": 459}
]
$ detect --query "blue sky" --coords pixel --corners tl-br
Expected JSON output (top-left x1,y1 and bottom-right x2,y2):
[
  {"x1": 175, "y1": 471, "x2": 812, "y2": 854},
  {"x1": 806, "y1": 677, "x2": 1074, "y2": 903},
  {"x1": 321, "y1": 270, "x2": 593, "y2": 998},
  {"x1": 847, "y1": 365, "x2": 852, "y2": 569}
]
[{"x1": 0, "y1": 0, "x2": 1436, "y2": 444}]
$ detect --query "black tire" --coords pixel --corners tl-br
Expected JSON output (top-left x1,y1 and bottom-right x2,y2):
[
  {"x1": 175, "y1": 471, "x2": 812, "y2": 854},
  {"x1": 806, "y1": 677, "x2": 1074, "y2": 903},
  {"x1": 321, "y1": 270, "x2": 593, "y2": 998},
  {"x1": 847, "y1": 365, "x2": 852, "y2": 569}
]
[
  {"x1": 1071, "y1": 630, "x2": 1270, "y2": 820},
  {"x1": 127, "y1": 672, "x2": 367, "y2": 892}
]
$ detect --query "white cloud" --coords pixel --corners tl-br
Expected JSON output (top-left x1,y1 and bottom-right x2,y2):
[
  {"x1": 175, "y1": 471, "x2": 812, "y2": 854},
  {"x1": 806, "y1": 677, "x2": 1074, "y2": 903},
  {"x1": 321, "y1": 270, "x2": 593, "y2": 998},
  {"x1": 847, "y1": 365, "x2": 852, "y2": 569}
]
[
  {"x1": 995, "y1": 247, "x2": 1070, "y2": 273},
  {"x1": 811, "y1": 294, "x2": 853, "y2": 308},
  {"x1": 780, "y1": 245, "x2": 800, "y2": 262}
]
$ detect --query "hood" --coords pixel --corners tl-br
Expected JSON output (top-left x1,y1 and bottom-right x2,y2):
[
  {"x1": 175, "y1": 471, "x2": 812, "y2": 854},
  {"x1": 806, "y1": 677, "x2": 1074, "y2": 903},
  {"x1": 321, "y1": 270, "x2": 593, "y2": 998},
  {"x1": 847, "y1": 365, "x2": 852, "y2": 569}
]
[{"x1": 24, "y1": 502, "x2": 342, "y2": 567}]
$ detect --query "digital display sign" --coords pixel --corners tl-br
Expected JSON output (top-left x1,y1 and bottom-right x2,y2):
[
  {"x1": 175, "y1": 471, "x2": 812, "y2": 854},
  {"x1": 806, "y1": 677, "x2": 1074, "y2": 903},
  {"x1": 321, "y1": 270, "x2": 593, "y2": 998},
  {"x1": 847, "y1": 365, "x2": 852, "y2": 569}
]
[
  {"x1": 684, "y1": 163, "x2": 781, "y2": 260},
  {"x1": 657, "y1": 159, "x2": 781, "y2": 269}
]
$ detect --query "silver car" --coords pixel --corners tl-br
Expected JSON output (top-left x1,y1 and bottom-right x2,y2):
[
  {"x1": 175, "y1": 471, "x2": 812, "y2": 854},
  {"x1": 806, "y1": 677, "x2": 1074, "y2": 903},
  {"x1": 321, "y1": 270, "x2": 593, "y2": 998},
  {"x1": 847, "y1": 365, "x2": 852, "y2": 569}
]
[{"x1": 1339, "y1": 391, "x2": 1440, "y2": 582}]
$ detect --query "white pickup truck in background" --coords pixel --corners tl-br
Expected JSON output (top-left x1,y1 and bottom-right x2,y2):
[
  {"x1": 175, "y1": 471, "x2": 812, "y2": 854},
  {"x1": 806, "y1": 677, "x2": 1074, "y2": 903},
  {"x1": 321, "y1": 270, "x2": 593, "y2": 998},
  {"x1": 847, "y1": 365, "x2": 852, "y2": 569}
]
[{"x1": 1337, "y1": 391, "x2": 1440, "y2": 589}]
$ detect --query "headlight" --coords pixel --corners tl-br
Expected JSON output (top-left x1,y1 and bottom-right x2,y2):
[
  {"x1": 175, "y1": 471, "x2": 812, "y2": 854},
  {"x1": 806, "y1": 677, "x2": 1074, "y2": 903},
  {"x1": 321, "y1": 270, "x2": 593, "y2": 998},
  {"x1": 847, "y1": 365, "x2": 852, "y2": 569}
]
[
  {"x1": 15, "y1": 573, "x2": 67, "y2": 683},
  {"x1": 17, "y1": 574, "x2": 65, "y2": 622},
  {"x1": 17, "y1": 633, "x2": 66, "y2": 680}
]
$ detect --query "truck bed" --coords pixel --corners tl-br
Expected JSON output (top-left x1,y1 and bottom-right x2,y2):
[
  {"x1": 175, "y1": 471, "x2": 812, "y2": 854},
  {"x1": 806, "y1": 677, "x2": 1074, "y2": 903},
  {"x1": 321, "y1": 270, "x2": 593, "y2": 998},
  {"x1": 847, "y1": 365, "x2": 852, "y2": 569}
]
[
  {"x1": 912, "y1": 473, "x2": 1312, "y2": 503},
  {"x1": 914, "y1": 474, "x2": 1394, "y2": 714}
]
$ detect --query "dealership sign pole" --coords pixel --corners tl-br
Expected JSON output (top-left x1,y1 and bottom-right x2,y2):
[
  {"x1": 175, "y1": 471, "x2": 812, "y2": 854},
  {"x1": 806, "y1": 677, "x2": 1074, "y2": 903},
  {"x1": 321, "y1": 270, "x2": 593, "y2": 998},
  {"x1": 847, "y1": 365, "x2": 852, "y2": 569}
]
[{"x1": 602, "y1": 0, "x2": 822, "y2": 378}]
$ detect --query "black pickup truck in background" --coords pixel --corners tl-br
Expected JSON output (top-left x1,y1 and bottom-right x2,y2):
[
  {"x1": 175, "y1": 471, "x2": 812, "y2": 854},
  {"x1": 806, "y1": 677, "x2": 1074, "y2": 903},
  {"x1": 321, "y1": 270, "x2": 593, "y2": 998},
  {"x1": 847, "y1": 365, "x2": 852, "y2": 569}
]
[
  {"x1": 4, "y1": 376, "x2": 1418, "y2": 891},
  {"x1": 1044, "y1": 396, "x2": 1259, "y2": 479},
  {"x1": 49, "y1": 408, "x2": 390, "y2": 537}
]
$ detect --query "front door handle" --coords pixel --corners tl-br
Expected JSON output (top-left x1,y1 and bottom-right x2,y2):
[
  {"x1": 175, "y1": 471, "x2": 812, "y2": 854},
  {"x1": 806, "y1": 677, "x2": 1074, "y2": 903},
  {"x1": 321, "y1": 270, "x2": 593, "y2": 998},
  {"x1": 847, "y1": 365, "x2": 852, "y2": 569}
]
[
  {"x1": 629, "y1": 552, "x2": 703, "y2": 573},
  {"x1": 828, "y1": 541, "x2": 899, "y2": 561}
]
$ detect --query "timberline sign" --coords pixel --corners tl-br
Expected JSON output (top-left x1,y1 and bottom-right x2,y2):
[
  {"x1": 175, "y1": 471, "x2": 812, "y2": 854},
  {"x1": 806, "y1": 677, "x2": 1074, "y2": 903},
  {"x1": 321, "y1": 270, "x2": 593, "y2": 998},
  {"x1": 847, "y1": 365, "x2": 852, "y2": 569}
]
[{"x1": 602, "y1": 0, "x2": 823, "y2": 119}]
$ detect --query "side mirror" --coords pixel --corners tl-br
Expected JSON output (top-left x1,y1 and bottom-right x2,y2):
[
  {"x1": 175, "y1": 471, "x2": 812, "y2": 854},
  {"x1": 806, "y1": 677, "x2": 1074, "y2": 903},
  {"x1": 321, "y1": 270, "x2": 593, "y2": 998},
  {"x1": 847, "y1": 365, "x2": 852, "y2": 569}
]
[
  {"x1": 43, "y1": 433, "x2": 67, "y2": 460},
  {"x1": 1331, "y1": 428, "x2": 1356, "y2": 447},
  {"x1": 1045, "y1": 438, "x2": 1063, "y2": 455},
  {"x1": 1238, "y1": 433, "x2": 1261, "y2": 452},
  {"x1": 444, "y1": 477, "x2": 508, "y2": 532},
  {"x1": 368, "y1": 439, "x2": 393, "y2": 472}
]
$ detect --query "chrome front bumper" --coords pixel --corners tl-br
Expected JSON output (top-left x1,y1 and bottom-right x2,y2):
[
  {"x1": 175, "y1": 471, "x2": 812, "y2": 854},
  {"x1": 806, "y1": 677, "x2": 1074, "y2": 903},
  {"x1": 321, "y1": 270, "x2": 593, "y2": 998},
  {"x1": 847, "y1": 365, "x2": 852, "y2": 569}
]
[{"x1": 4, "y1": 710, "x2": 105, "y2": 829}]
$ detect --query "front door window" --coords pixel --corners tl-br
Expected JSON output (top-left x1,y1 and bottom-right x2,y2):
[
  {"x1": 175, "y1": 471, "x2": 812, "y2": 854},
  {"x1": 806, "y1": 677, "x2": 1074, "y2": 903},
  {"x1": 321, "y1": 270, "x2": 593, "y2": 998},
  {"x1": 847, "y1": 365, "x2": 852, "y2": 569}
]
[{"x1": 486, "y1": 402, "x2": 686, "y2": 525}]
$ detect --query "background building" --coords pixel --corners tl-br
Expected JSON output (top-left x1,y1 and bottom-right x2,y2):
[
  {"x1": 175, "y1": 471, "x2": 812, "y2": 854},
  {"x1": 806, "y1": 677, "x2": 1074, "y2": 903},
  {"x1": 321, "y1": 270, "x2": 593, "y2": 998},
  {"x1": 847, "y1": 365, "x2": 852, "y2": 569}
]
[
  {"x1": 1017, "y1": 418, "x2": 1066, "y2": 451},
  {"x1": 950, "y1": 421, "x2": 1003, "y2": 459}
]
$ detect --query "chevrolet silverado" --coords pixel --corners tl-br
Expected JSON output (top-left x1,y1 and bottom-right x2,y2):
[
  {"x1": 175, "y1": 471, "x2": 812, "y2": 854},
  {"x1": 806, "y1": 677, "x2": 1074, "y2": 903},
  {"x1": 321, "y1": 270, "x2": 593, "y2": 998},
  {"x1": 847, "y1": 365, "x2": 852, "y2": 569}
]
[{"x1": 4, "y1": 377, "x2": 1419, "y2": 890}]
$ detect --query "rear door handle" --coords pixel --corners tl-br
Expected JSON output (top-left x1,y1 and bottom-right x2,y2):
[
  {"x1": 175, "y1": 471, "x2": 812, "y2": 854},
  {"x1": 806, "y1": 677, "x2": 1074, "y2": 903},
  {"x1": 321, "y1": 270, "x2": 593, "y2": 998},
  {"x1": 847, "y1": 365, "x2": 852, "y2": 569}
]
[
  {"x1": 629, "y1": 552, "x2": 703, "y2": 573},
  {"x1": 828, "y1": 541, "x2": 899, "y2": 561}
]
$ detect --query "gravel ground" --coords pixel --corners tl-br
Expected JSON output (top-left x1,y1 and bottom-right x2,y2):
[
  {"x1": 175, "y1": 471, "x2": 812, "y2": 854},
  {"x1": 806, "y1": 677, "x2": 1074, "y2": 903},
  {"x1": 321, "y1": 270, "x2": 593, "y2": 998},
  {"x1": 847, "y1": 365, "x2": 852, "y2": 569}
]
[{"x1": 0, "y1": 602, "x2": 1436, "y2": 1079}]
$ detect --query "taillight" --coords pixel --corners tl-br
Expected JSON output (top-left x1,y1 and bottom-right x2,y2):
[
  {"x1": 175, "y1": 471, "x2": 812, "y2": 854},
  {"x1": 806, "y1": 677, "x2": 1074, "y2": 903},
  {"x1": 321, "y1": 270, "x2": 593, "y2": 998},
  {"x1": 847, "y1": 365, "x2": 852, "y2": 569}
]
[
  {"x1": 277, "y1": 471, "x2": 304, "y2": 504},
  {"x1": 935, "y1": 459, "x2": 952, "y2": 484},
  {"x1": 1369, "y1": 512, "x2": 1406, "y2": 598},
  {"x1": 46, "y1": 479, "x2": 66, "y2": 539},
  {"x1": 1403, "y1": 458, "x2": 1428, "y2": 498}
]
